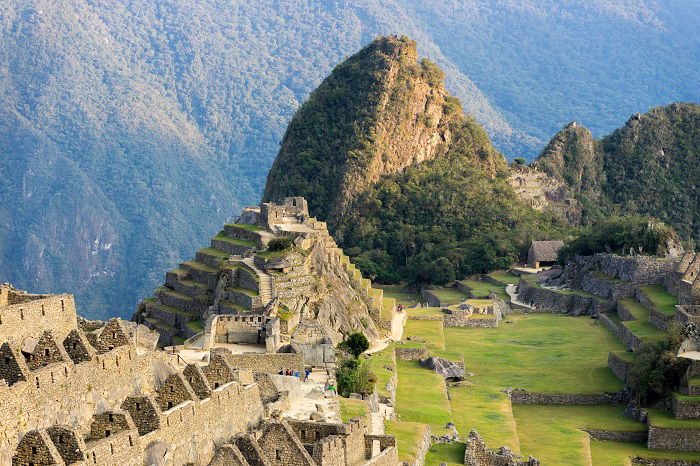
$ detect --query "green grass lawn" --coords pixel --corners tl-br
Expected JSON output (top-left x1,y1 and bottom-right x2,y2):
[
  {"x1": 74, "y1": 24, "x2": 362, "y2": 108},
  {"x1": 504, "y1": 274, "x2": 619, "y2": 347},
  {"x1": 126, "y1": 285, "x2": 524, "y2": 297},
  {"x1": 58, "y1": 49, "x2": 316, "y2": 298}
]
[
  {"x1": 617, "y1": 298, "x2": 651, "y2": 321},
  {"x1": 212, "y1": 234, "x2": 256, "y2": 247},
  {"x1": 225, "y1": 223, "x2": 261, "y2": 232},
  {"x1": 647, "y1": 408, "x2": 700, "y2": 428},
  {"x1": 638, "y1": 284, "x2": 678, "y2": 316},
  {"x1": 513, "y1": 405, "x2": 646, "y2": 466},
  {"x1": 338, "y1": 397, "x2": 368, "y2": 422},
  {"x1": 405, "y1": 319, "x2": 445, "y2": 350},
  {"x1": 487, "y1": 271, "x2": 520, "y2": 285},
  {"x1": 394, "y1": 360, "x2": 452, "y2": 430},
  {"x1": 459, "y1": 280, "x2": 510, "y2": 302},
  {"x1": 424, "y1": 442, "x2": 465, "y2": 465},
  {"x1": 407, "y1": 307, "x2": 444, "y2": 318},
  {"x1": 377, "y1": 284, "x2": 422, "y2": 307},
  {"x1": 431, "y1": 287, "x2": 470, "y2": 305},
  {"x1": 385, "y1": 421, "x2": 429, "y2": 464},
  {"x1": 590, "y1": 439, "x2": 700, "y2": 465},
  {"x1": 443, "y1": 314, "x2": 626, "y2": 394},
  {"x1": 449, "y1": 385, "x2": 520, "y2": 453},
  {"x1": 364, "y1": 344, "x2": 397, "y2": 399},
  {"x1": 621, "y1": 319, "x2": 667, "y2": 343},
  {"x1": 381, "y1": 297, "x2": 396, "y2": 321}
]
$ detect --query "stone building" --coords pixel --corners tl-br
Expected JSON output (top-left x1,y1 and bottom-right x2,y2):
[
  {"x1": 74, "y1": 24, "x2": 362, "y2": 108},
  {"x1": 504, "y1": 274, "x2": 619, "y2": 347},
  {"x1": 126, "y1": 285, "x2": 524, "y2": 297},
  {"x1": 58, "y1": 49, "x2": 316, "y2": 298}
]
[{"x1": 526, "y1": 240, "x2": 564, "y2": 269}]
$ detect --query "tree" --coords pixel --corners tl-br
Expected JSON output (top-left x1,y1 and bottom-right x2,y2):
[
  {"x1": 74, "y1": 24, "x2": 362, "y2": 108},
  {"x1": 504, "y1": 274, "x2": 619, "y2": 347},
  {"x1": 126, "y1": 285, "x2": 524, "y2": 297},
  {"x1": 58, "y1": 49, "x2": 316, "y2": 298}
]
[{"x1": 339, "y1": 332, "x2": 370, "y2": 358}]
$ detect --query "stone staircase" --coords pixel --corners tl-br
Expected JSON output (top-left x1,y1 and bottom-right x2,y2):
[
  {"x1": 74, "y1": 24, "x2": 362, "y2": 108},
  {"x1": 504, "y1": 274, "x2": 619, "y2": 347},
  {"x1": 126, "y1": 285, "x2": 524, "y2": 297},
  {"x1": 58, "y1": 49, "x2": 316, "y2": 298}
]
[{"x1": 242, "y1": 257, "x2": 274, "y2": 306}]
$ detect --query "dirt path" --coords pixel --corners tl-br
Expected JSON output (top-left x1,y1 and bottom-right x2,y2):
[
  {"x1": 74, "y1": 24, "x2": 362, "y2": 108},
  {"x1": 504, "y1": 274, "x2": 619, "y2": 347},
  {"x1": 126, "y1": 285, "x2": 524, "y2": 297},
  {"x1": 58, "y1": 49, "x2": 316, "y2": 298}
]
[{"x1": 366, "y1": 308, "x2": 407, "y2": 354}]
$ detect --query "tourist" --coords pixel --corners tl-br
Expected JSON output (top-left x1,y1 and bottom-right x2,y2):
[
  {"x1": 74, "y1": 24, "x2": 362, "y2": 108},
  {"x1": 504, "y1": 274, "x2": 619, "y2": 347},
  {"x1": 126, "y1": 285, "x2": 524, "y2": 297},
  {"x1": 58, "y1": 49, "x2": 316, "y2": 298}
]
[
  {"x1": 304, "y1": 368, "x2": 310, "y2": 381},
  {"x1": 329, "y1": 382, "x2": 336, "y2": 393},
  {"x1": 294, "y1": 370, "x2": 300, "y2": 377},
  {"x1": 324, "y1": 380, "x2": 331, "y2": 391},
  {"x1": 278, "y1": 368, "x2": 283, "y2": 375}
]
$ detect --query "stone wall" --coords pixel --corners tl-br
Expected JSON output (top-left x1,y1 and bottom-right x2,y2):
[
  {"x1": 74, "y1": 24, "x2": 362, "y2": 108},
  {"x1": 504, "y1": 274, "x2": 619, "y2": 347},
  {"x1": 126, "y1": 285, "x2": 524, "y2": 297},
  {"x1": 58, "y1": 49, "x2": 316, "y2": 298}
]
[
  {"x1": 599, "y1": 313, "x2": 642, "y2": 350},
  {"x1": 672, "y1": 395, "x2": 700, "y2": 420},
  {"x1": 216, "y1": 349, "x2": 304, "y2": 374},
  {"x1": 508, "y1": 389, "x2": 619, "y2": 405},
  {"x1": 0, "y1": 294, "x2": 76, "y2": 343},
  {"x1": 584, "y1": 429, "x2": 647, "y2": 442},
  {"x1": 648, "y1": 424, "x2": 700, "y2": 451},
  {"x1": 394, "y1": 347, "x2": 429, "y2": 361},
  {"x1": 517, "y1": 281, "x2": 614, "y2": 316},
  {"x1": 608, "y1": 352, "x2": 632, "y2": 383},
  {"x1": 464, "y1": 430, "x2": 539, "y2": 466}
]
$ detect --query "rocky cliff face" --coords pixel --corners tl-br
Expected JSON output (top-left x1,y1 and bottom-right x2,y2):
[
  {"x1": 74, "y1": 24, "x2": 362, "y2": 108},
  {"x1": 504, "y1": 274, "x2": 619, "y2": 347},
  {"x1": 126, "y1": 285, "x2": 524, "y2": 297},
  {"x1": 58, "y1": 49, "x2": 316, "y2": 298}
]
[{"x1": 263, "y1": 35, "x2": 505, "y2": 223}]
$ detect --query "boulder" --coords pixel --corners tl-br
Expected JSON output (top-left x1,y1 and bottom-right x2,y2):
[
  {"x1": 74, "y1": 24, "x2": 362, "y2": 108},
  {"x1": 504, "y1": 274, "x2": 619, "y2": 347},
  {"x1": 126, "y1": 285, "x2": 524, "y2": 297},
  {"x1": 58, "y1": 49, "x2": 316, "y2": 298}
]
[{"x1": 420, "y1": 356, "x2": 465, "y2": 381}]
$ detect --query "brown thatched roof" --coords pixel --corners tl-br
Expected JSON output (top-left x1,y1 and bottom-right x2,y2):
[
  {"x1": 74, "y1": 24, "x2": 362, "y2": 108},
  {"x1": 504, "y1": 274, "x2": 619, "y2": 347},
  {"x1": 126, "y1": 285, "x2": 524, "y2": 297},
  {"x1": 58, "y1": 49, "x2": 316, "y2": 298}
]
[{"x1": 529, "y1": 240, "x2": 565, "y2": 262}]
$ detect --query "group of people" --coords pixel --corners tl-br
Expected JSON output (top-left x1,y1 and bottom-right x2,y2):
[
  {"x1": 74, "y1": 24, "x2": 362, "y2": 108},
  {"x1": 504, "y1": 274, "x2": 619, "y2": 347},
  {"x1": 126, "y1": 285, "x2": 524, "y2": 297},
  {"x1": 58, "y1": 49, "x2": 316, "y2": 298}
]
[{"x1": 278, "y1": 367, "x2": 312, "y2": 381}]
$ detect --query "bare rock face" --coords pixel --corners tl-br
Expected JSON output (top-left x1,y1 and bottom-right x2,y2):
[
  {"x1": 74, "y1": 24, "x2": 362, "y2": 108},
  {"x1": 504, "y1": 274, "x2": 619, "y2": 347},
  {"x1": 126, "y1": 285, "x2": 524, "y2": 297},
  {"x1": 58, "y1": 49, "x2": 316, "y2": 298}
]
[{"x1": 420, "y1": 356, "x2": 465, "y2": 381}]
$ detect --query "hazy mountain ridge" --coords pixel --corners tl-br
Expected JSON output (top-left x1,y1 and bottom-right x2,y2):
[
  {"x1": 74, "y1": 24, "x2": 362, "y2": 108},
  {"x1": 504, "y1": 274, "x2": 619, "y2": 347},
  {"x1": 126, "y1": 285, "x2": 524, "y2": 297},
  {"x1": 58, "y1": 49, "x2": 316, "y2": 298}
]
[{"x1": 0, "y1": 0, "x2": 696, "y2": 318}]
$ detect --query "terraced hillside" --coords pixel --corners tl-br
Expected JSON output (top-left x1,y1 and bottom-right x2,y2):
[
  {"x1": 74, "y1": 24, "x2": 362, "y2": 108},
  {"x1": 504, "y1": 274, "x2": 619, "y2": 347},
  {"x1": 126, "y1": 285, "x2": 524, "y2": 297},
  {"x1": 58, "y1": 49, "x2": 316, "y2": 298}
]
[{"x1": 133, "y1": 199, "x2": 400, "y2": 347}]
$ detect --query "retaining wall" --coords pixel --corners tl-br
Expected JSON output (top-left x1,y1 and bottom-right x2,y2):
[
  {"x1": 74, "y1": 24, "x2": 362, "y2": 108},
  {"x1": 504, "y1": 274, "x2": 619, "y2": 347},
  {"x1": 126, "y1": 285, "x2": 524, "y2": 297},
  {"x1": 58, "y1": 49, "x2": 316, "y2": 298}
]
[{"x1": 508, "y1": 389, "x2": 619, "y2": 405}]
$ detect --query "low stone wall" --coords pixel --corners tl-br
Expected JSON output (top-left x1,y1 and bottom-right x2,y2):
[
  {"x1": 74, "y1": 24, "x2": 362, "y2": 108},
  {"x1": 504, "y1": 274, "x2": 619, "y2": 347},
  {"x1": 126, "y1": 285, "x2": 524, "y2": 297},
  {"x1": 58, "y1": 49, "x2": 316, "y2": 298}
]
[
  {"x1": 648, "y1": 424, "x2": 700, "y2": 451},
  {"x1": 215, "y1": 349, "x2": 304, "y2": 374},
  {"x1": 394, "y1": 347, "x2": 429, "y2": 361},
  {"x1": 608, "y1": 352, "x2": 633, "y2": 383},
  {"x1": 649, "y1": 309, "x2": 673, "y2": 331},
  {"x1": 420, "y1": 290, "x2": 441, "y2": 308},
  {"x1": 508, "y1": 389, "x2": 619, "y2": 405},
  {"x1": 634, "y1": 458, "x2": 700, "y2": 466},
  {"x1": 464, "y1": 430, "x2": 539, "y2": 466},
  {"x1": 446, "y1": 317, "x2": 499, "y2": 328},
  {"x1": 580, "y1": 273, "x2": 637, "y2": 301},
  {"x1": 584, "y1": 429, "x2": 647, "y2": 442},
  {"x1": 366, "y1": 445, "x2": 399, "y2": 466},
  {"x1": 408, "y1": 315, "x2": 443, "y2": 321},
  {"x1": 599, "y1": 313, "x2": 642, "y2": 350},
  {"x1": 517, "y1": 281, "x2": 614, "y2": 316},
  {"x1": 672, "y1": 395, "x2": 700, "y2": 420},
  {"x1": 677, "y1": 306, "x2": 700, "y2": 326}
]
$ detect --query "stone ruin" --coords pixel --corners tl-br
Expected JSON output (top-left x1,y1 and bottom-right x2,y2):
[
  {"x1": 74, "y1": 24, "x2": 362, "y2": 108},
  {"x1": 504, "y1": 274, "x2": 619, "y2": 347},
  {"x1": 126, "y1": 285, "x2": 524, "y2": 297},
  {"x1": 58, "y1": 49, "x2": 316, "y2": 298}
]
[
  {"x1": 2, "y1": 284, "x2": 398, "y2": 465},
  {"x1": 464, "y1": 430, "x2": 539, "y2": 466}
]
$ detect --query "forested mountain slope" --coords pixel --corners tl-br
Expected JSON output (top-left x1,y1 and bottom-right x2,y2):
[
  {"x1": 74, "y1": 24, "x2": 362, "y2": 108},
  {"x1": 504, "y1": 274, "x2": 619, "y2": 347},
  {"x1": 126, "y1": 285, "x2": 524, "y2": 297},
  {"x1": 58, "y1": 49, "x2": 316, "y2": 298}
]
[
  {"x1": 0, "y1": 0, "x2": 696, "y2": 318},
  {"x1": 536, "y1": 103, "x2": 700, "y2": 244},
  {"x1": 264, "y1": 37, "x2": 568, "y2": 285}
]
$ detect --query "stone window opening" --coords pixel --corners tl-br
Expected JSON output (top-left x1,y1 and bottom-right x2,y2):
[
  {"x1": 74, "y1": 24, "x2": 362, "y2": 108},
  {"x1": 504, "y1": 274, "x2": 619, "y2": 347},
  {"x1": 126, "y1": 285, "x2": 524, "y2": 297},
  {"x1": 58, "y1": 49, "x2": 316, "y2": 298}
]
[
  {"x1": 44, "y1": 348, "x2": 50, "y2": 358},
  {"x1": 72, "y1": 342, "x2": 78, "y2": 350},
  {"x1": 35, "y1": 377, "x2": 39, "y2": 388},
  {"x1": 41, "y1": 305, "x2": 45, "y2": 316},
  {"x1": 135, "y1": 402, "x2": 141, "y2": 411},
  {"x1": 20, "y1": 309, "x2": 24, "y2": 320},
  {"x1": 59, "y1": 434, "x2": 64, "y2": 444},
  {"x1": 179, "y1": 412, "x2": 183, "y2": 422},
  {"x1": 168, "y1": 401, "x2": 174, "y2": 409},
  {"x1": 64, "y1": 367, "x2": 68, "y2": 377},
  {"x1": 276, "y1": 450, "x2": 282, "y2": 460},
  {"x1": 108, "y1": 413, "x2": 114, "y2": 422},
  {"x1": 110, "y1": 443, "x2": 114, "y2": 454},
  {"x1": 116, "y1": 356, "x2": 119, "y2": 367},
  {"x1": 32, "y1": 446, "x2": 37, "y2": 454},
  {"x1": 108, "y1": 346, "x2": 114, "y2": 351},
  {"x1": 102, "y1": 360, "x2": 105, "y2": 370},
  {"x1": 4, "y1": 357, "x2": 10, "y2": 364},
  {"x1": 214, "y1": 382, "x2": 220, "y2": 389},
  {"x1": 128, "y1": 435, "x2": 133, "y2": 447},
  {"x1": 61, "y1": 300, "x2": 65, "y2": 312},
  {"x1": 105, "y1": 430, "x2": 111, "y2": 437},
  {"x1": 169, "y1": 385, "x2": 174, "y2": 392},
  {"x1": 50, "y1": 372, "x2": 54, "y2": 383}
]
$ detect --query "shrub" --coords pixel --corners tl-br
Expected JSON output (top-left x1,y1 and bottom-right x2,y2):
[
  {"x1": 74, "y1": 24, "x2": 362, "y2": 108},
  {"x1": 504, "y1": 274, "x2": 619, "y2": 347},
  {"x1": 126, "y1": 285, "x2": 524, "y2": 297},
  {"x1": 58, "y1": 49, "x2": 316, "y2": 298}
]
[
  {"x1": 627, "y1": 324, "x2": 689, "y2": 405},
  {"x1": 513, "y1": 157, "x2": 526, "y2": 165},
  {"x1": 336, "y1": 358, "x2": 376, "y2": 397},
  {"x1": 338, "y1": 332, "x2": 370, "y2": 358},
  {"x1": 558, "y1": 215, "x2": 679, "y2": 264},
  {"x1": 267, "y1": 237, "x2": 293, "y2": 251}
]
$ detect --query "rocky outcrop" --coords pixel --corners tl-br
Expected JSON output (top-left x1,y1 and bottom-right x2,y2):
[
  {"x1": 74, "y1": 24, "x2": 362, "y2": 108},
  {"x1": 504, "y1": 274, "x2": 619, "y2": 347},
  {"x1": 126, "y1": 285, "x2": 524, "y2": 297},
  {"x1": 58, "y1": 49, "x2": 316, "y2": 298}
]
[
  {"x1": 420, "y1": 357, "x2": 465, "y2": 381},
  {"x1": 508, "y1": 164, "x2": 581, "y2": 225}
]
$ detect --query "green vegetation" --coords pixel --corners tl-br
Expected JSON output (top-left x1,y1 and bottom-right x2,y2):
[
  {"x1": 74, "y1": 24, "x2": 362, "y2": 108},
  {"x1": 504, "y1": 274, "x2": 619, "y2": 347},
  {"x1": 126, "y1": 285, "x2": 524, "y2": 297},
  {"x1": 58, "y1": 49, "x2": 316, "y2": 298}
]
[
  {"x1": 227, "y1": 224, "x2": 261, "y2": 232},
  {"x1": 187, "y1": 320, "x2": 204, "y2": 333},
  {"x1": 213, "y1": 234, "x2": 257, "y2": 248},
  {"x1": 647, "y1": 409, "x2": 700, "y2": 428},
  {"x1": 459, "y1": 280, "x2": 510, "y2": 301},
  {"x1": 336, "y1": 358, "x2": 375, "y2": 397},
  {"x1": 558, "y1": 216, "x2": 680, "y2": 263},
  {"x1": 227, "y1": 287, "x2": 259, "y2": 297},
  {"x1": 385, "y1": 421, "x2": 429, "y2": 464},
  {"x1": 267, "y1": 237, "x2": 293, "y2": 252},
  {"x1": 375, "y1": 285, "x2": 421, "y2": 307},
  {"x1": 363, "y1": 344, "x2": 397, "y2": 399},
  {"x1": 627, "y1": 330, "x2": 690, "y2": 404},
  {"x1": 424, "y1": 442, "x2": 465, "y2": 465},
  {"x1": 590, "y1": 439, "x2": 700, "y2": 466},
  {"x1": 541, "y1": 104, "x2": 700, "y2": 246},
  {"x1": 513, "y1": 405, "x2": 646, "y2": 465},
  {"x1": 394, "y1": 360, "x2": 452, "y2": 430},
  {"x1": 638, "y1": 285, "x2": 679, "y2": 316},
  {"x1": 338, "y1": 397, "x2": 368, "y2": 422},
  {"x1": 338, "y1": 332, "x2": 370, "y2": 358},
  {"x1": 486, "y1": 271, "x2": 520, "y2": 285},
  {"x1": 405, "y1": 320, "x2": 445, "y2": 350},
  {"x1": 430, "y1": 287, "x2": 470, "y2": 306}
]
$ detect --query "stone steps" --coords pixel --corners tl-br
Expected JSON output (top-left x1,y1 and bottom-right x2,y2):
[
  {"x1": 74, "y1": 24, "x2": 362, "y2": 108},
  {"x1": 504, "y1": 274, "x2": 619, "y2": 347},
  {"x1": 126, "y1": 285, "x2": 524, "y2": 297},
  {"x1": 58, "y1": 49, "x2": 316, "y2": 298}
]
[{"x1": 242, "y1": 257, "x2": 273, "y2": 306}]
